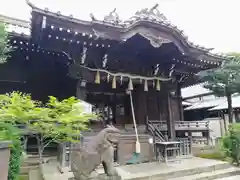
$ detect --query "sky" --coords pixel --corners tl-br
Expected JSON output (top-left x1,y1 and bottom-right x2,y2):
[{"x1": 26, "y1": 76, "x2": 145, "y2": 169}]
[{"x1": 0, "y1": 0, "x2": 240, "y2": 53}]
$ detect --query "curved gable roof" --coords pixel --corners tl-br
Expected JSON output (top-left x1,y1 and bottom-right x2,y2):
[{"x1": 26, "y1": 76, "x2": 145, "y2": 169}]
[{"x1": 26, "y1": 0, "x2": 226, "y2": 62}]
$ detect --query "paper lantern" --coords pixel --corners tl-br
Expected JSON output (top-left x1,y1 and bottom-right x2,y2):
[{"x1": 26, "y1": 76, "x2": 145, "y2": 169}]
[
  {"x1": 128, "y1": 78, "x2": 133, "y2": 90},
  {"x1": 152, "y1": 80, "x2": 155, "y2": 87},
  {"x1": 144, "y1": 79, "x2": 148, "y2": 92},
  {"x1": 95, "y1": 71, "x2": 100, "y2": 84},
  {"x1": 156, "y1": 79, "x2": 161, "y2": 91},
  {"x1": 112, "y1": 76, "x2": 116, "y2": 89},
  {"x1": 107, "y1": 74, "x2": 110, "y2": 82}
]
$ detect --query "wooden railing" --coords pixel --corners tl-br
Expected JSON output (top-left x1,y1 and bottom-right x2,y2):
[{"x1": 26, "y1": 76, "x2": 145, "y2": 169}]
[{"x1": 149, "y1": 120, "x2": 209, "y2": 131}]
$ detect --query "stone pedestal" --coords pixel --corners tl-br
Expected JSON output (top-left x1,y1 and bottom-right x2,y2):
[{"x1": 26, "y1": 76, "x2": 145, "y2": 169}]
[
  {"x1": 57, "y1": 142, "x2": 72, "y2": 173},
  {"x1": 0, "y1": 141, "x2": 12, "y2": 180},
  {"x1": 118, "y1": 134, "x2": 154, "y2": 165},
  {"x1": 69, "y1": 174, "x2": 121, "y2": 180}
]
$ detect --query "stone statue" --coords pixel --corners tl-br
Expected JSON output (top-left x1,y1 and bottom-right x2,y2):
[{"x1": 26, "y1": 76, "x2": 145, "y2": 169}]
[{"x1": 71, "y1": 126, "x2": 121, "y2": 180}]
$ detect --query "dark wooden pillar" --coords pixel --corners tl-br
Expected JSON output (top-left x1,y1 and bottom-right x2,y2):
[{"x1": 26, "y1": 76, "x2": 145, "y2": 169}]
[
  {"x1": 177, "y1": 83, "x2": 184, "y2": 121},
  {"x1": 76, "y1": 80, "x2": 87, "y2": 100},
  {"x1": 166, "y1": 90, "x2": 176, "y2": 140},
  {"x1": 133, "y1": 87, "x2": 148, "y2": 124}
]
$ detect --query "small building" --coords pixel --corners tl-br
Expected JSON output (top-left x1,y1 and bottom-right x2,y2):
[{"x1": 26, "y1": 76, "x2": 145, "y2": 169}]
[
  {"x1": 182, "y1": 83, "x2": 240, "y2": 122},
  {"x1": 182, "y1": 83, "x2": 240, "y2": 144}
]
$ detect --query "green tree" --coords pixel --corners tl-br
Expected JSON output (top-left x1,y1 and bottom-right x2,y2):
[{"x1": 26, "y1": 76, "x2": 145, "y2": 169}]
[
  {"x1": 29, "y1": 96, "x2": 94, "y2": 162},
  {"x1": 0, "y1": 23, "x2": 11, "y2": 64},
  {"x1": 199, "y1": 53, "x2": 240, "y2": 124},
  {"x1": 0, "y1": 92, "x2": 94, "y2": 163},
  {"x1": 0, "y1": 91, "x2": 45, "y2": 125}
]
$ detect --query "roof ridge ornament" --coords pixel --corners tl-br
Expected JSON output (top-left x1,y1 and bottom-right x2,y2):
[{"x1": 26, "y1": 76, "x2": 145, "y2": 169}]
[
  {"x1": 148, "y1": 4, "x2": 168, "y2": 22},
  {"x1": 103, "y1": 8, "x2": 122, "y2": 25},
  {"x1": 125, "y1": 3, "x2": 169, "y2": 24}
]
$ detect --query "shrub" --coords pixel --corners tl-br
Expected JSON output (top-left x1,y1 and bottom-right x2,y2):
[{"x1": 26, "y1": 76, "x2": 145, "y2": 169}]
[
  {"x1": 8, "y1": 140, "x2": 22, "y2": 180},
  {"x1": 221, "y1": 123, "x2": 240, "y2": 166}
]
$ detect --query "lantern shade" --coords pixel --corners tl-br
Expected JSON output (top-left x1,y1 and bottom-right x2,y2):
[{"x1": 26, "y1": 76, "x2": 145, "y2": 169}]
[
  {"x1": 95, "y1": 71, "x2": 100, "y2": 84},
  {"x1": 156, "y1": 80, "x2": 161, "y2": 91},
  {"x1": 144, "y1": 79, "x2": 148, "y2": 91},
  {"x1": 112, "y1": 76, "x2": 116, "y2": 89},
  {"x1": 128, "y1": 78, "x2": 133, "y2": 90}
]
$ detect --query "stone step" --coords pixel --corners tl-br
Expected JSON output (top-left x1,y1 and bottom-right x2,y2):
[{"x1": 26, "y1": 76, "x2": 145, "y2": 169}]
[
  {"x1": 20, "y1": 165, "x2": 39, "y2": 174},
  {"x1": 116, "y1": 159, "x2": 232, "y2": 180},
  {"x1": 22, "y1": 156, "x2": 56, "y2": 166},
  {"x1": 29, "y1": 169, "x2": 41, "y2": 180},
  {"x1": 169, "y1": 167, "x2": 240, "y2": 180},
  {"x1": 22, "y1": 161, "x2": 39, "y2": 166}
]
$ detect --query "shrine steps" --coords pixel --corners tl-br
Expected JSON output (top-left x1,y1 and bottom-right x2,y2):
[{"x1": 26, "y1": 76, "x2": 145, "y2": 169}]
[
  {"x1": 115, "y1": 158, "x2": 240, "y2": 180},
  {"x1": 169, "y1": 167, "x2": 240, "y2": 180}
]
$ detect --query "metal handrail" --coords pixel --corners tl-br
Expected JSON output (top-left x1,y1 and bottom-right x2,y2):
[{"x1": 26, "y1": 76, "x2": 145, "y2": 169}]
[{"x1": 147, "y1": 120, "x2": 165, "y2": 142}]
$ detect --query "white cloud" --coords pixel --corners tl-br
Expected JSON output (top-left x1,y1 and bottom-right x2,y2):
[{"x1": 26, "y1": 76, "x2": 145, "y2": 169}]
[{"x1": 0, "y1": 0, "x2": 239, "y2": 53}]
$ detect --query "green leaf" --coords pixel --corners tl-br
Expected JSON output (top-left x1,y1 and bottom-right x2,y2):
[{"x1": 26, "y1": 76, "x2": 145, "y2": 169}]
[
  {"x1": 198, "y1": 53, "x2": 240, "y2": 96},
  {"x1": 0, "y1": 23, "x2": 12, "y2": 64}
]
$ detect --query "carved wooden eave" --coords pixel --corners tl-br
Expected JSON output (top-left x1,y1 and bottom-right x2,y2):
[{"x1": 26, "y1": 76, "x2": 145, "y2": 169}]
[{"x1": 26, "y1": 1, "x2": 227, "y2": 63}]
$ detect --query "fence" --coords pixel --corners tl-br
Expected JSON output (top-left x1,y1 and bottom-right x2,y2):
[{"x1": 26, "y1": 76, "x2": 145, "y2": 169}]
[{"x1": 177, "y1": 137, "x2": 192, "y2": 156}]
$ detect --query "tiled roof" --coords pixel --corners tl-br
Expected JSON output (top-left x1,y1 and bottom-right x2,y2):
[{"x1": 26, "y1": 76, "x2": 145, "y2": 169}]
[
  {"x1": 184, "y1": 97, "x2": 225, "y2": 111},
  {"x1": 209, "y1": 95, "x2": 240, "y2": 110},
  {"x1": 6, "y1": 24, "x2": 30, "y2": 36},
  {"x1": 184, "y1": 94, "x2": 240, "y2": 111},
  {"x1": 0, "y1": 14, "x2": 30, "y2": 36},
  {"x1": 182, "y1": 101, "x2": 191, "y2": 106},
  {"x1": 26, "y1": 0, "x2": 227, "y2": 60},
  {"x1": 181, "y1": 83, "x2": 212, "y2": 99}
]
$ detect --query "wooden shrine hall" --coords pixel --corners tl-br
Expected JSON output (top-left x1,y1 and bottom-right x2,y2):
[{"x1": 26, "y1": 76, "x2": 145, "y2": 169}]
[{"x1": 1, "y1": 1, "x2": 226, "y2": 165}]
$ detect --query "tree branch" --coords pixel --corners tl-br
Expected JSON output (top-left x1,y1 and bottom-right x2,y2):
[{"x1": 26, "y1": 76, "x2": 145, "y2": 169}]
[{"x1": 42, "y1": 135, "x2": 59, "y2": 150}]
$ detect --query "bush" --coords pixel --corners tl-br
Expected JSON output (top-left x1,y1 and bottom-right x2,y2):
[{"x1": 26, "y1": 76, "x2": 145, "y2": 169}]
[
  {"x1": 0, "y1": 123, "x2": 23, "y2": 180},
  {"x1": 221, "y1": 123, "x2": 240, "y2": 166},
  {"x1": 8, "y1": 141, "x2": 22, "y2": 180}
]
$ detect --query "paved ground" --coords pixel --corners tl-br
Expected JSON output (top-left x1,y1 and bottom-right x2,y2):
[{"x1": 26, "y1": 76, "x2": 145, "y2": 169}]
[
  {"x1": 40, "y1": 157, "x2": 233, "y2": 180},
  {"x1": 117, "y1": 157, "x2": 228, "y2": 179}
]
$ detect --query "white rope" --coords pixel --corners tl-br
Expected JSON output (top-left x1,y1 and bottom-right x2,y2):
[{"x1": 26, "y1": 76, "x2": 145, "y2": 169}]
[
  {"x1": 129, "y1": 90, "x2": 140, "y2": 153},
  {"x1": 74, "y1": 64, "x2": 172, "y2": 81}
]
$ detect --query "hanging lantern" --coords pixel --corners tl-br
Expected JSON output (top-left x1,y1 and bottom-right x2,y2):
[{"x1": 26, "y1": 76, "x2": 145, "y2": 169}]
[
  {"x1": 120, "y1": 76, "x2": 123, "y2": 85},
  {"x1": 107, "y1": 73, "x2": 110, "y2": 82},
  {"x1": 112, "y1": 76, "x2": 116, "y2": 89},
  {"x1": 152, "y1": 80, "x2": 155, "y2": 87},
  {"x1": 156, "y1": 79, "x2": 161, "y2": 91},
  {"x1": 81, "y1": 47, "x2": 87, "y2": 64},
  {"x1": 128, "y1": 78, "x2": 133, "y2": 90},
  {"x1": 140, "y1": 79, "x2": 142, "y2": 84},
  {"x1": 144, "y1": 79, "x2": 148, "y2": 92},
  {"x1": 95, "y1": 71, "x2": 100, "y2": 84}
]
